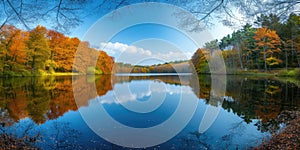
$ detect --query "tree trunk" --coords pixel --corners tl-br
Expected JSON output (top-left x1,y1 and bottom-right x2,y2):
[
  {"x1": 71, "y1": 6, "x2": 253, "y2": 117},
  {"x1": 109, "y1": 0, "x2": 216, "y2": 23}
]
[
  {"x1": 295, "y1": 49, "x2": 300, "y2": 68},
  {"x1": 236, "y1": 42, "x2": 243, "y2": 70},
  {"x1": 263, "y1": 37, "x2": 268, "y2": 72},
  {"x1": 263, "y1": 46, "x2": 267, "y2": 72},
  {"x1": 256, "y1": 52, "x2": 260, "y2": 70},
  {"x1": 31, "y1": 48, "x2": 36, "y2": 74},
  {"x1": 285, "y1": 49, "x2": 288, "y2": 71},
  {"x1": 246, "y1": 54, "x2": 249, "y2": 70}
]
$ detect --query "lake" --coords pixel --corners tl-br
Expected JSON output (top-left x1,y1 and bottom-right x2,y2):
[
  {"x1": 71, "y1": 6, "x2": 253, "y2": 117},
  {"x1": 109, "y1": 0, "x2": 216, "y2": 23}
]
[{"x1": 0, "y1": 74, "x2": 299, "y2": 149}]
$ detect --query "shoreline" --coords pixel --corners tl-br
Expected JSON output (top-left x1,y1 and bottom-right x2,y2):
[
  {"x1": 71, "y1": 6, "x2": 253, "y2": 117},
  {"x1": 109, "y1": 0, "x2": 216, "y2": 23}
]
[
  {"x1": 257, "y1": 110, "x2": 300, "y2": 149},
  {"x1": 0, "y1": 68, "x2": 299, "y2": 77}
]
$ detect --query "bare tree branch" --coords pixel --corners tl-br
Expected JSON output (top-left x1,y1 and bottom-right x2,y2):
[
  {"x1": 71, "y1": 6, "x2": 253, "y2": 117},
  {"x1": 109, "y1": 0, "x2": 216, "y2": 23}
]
[
  {"x1": 199, "y1": 0, "x2": 224, "y2": 21},
  {"x1": 6, "y1": 0, "x2": 30, "y2": 30},
  {"x1": 56, "y1": 0, "x2": 63, "y2": 28},
  {"x1": 115, "y1": 0, "x2": 126, "y2": 9},
  {"x1": 0, "y1": 0, "x2": 299, "y2": 33}
]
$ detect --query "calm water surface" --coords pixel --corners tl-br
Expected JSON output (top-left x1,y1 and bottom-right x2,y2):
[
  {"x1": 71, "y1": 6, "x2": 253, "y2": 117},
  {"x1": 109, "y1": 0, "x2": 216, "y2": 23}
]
[{"x1": 0, "y1": 75, "x2": 299, "y2": 149}]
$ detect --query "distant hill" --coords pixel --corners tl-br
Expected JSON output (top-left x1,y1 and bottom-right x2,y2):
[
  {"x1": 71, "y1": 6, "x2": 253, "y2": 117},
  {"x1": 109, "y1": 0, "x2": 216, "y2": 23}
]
[{"x1": 114, "y1": 60, "x2": 193, "y2": 73}]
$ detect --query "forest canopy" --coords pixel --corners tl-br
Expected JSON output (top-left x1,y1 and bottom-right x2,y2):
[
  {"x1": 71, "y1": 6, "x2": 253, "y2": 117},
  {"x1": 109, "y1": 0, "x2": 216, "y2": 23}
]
[
  {"x1": 0, "y1": 25, "x2": 114, "y2": 76},
  {"x1": 191, "y1": 13, "x2": 300, "y2": 74}
]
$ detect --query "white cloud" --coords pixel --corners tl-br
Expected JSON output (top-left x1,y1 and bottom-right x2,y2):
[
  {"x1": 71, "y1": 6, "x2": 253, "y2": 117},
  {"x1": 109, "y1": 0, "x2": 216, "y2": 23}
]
[
  {"x1": 155, "y1": 51, "x2": 192, "y2": 61},
  {"x1": 97, "y1": 89, "x2": 151, "y2": 105},
  {"x1": 137, "y1": 90, "x2": 152, "y2": 99},
  {"x1": 100, "y1": 42, "x2": 128, "y2": 55},
  {"x1": 100, "y1": 42, "x2": 152, "y2": 56},
  {"x1": 96, "y1": 82, "x2": 194, "y2": 105},
  {"x1": 126, "y1": 45, "x2": 152, "y2": 56},
  {"x1": 97, "y1": 92, "x2": 137, "y2": 105},
  {"x1": 99, "y1": 42, "x2": 192, "y2": 64}
]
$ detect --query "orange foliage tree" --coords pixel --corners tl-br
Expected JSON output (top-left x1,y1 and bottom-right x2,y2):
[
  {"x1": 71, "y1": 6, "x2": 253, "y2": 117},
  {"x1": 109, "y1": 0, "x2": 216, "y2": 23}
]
[
  {"x1": 9, "y1": 30, "x2": 28, "y2": 65},
  {"x1": 0, "y1": 25, "x2": 28, "y2": 73},
  {"x1": 253, "y1": 27, "x2": 281, "y2": 71},
  {"x1": 191, "y1": 48, "x2": 210, "y2": 73},
  {"x1": 0, "y1": 25, "x2": 114, "y2": 76},
  {"x1": 96, "y1": 51, "x2": 114, "y2": 74},
  {"x1": 74, "y1": 42, "x2": 114, "y2": 74},
  {"x1": 47, "y1": 30, "x2": 80, "y2": 72}
]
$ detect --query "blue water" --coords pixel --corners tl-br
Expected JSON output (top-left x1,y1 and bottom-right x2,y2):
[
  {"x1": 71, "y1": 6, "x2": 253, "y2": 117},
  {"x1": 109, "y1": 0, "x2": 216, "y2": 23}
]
[
  {"x1": 1, "y1": 75, "x2": 279, "y2": 149},
  {"x1": 115, "y1": 73, "x2": 192, "y2": 76}
]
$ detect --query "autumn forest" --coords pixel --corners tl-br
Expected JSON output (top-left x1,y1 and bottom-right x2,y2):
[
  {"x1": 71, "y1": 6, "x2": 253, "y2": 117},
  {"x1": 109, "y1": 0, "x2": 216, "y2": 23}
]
[
  {"x1": 0, "y1": 25, "x2": 114, "y2": 77},
  {"x1": 192, "y1": 13, "x2": 300, "y2": 76},
  {"x1": 0, "y1": 13, "x2": 299, "y2": 77},
  {"x1": 0, "y1": 0, "x2": 300, "y2": 149}
]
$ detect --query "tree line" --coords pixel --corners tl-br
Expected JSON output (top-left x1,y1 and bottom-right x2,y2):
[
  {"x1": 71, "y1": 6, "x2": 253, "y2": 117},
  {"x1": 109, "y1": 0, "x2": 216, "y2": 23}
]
[
  {"x1": 191, "y1": 13, "x2": 300, "y2": 74},
  {"x1": 114, "y1": 60, "x2": 191, "y2": 73},
  {"x1": 1, "y1": 13, "x2": 299, "y2": 76},
  {"x1": 0, "y1": 25, "x2": 114, "y2": 76}
]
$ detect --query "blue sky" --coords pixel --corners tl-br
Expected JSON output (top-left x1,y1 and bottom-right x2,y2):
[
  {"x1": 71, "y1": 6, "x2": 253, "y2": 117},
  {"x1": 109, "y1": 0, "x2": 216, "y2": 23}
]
[
  {"x1": 70, "y1": 2, "x2": 234, "y2": 65},
  {"x1": 100, "y1": 23, "x2": 198, "y2": 65},
  {"x1": 72, "y1": 16, "x2": 233, "y2": 44}
]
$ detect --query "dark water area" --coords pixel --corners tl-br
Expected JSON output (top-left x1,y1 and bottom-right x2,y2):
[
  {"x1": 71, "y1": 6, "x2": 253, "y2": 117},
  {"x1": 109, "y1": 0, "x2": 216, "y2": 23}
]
[{"x1": 0, "y1": 75, "x2": 299, "y2": 149}]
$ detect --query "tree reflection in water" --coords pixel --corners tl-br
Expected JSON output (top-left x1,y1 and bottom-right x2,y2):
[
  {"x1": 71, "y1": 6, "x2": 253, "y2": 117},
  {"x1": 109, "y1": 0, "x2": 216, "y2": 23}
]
[
  {"x1": 0, "y1": 75, "x2": 299, "y2": 148},
  {"x1": 0, "y1": 75, "x2": 113, "y2": 125}
]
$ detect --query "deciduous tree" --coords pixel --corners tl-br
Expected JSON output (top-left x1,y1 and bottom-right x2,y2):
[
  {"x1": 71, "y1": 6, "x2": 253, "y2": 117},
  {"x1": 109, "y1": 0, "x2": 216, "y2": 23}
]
[
  {"x1": 27, "y1": 25, "x2": 50, "y2": 74},
  {"x1": 253, "y1": 27, "x2": 281, "y2": 71}
]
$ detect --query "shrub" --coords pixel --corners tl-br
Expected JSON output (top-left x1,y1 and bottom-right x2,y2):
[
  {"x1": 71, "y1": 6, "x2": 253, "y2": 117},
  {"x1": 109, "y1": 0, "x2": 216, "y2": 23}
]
[
  {"x1": 295, "y1": 68, "x2": 300, "y2": 77},
  {"x1": 278, "y1": 70, "x2": 288, "y2": 77},
  {"x1": 20, "y1": 69, "x2": 31, "y2": 76},
  {"x1": 278, "y1": 68, "x2": 300, "y2": 77},
  {"x1": 288, "y1": 70, "x2": 296, "y2": 76},
  {"x1": 87, "y1": 67, "x2": 103, "y2": 75}
]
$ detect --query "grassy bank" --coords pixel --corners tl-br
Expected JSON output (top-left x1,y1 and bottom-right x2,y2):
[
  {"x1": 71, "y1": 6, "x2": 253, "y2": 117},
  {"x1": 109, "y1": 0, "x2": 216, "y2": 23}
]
[
  {"x1": 228, "y1": 68, "x2": 300, "y2": 77},
  {"x1": 0, "y1": 71, "x2": 81, "y2": 77},
  {"x1": 43, "y1": 72, "x2": 81, "y2": 76},
  {"x1": 277, "y1": 68, "x2": 300, "y2": 77},
  {"x1": 1, "y1": 68, "x2": 299, "y2": 77},
  {"x1": 0, "y1": 69, "x2": 109, "y2": 77}
]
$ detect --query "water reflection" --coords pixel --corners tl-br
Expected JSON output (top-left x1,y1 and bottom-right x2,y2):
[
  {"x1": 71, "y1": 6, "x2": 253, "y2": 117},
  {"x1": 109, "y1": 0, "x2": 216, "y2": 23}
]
[
  {"x1": 0, "y1": 76, "x2": 114, "y2": 126},
  {"x1": 0, "y1": 75, "x2": 299, "y2": 149},
  {"x1": 221, "y1": 76, "x2": 300, "y2": 134}
]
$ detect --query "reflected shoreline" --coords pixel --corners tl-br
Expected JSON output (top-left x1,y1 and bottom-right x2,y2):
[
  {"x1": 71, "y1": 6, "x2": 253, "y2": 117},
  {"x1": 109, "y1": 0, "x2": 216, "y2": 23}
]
[
  {"x1": 1, "y1": 74, "x2": 299, "y2": 126},
  {"x1": 1, "y1": 75, "x2": 299, "y2": 125},
  {"x1": 0, "y1": 74, "x2": 299, "y2": 148}
]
